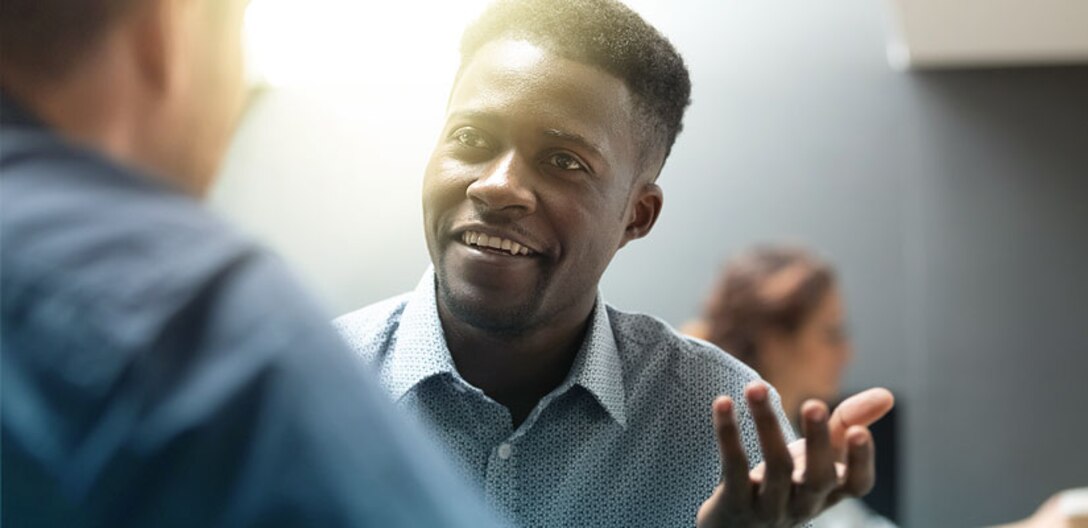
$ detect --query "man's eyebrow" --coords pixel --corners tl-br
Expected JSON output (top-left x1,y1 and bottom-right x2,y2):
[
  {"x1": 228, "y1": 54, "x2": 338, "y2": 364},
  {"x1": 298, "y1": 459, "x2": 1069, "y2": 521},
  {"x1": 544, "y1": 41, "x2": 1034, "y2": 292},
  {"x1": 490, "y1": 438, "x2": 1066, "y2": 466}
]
[
  {"x1": 447, "y1": 110, "x2": 498, "y2": 125},
  {"x1": 542, "y1": 128, "x2": 604, "y2": 158}
]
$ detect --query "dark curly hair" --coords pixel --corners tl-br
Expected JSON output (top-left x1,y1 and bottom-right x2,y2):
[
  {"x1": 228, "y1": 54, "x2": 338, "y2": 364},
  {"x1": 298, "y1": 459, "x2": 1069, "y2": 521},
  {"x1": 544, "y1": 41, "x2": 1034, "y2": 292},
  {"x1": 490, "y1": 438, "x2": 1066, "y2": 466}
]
[
  {"x1": 459, "y1": 0, "x2": 692, "y2": 168},
  {"x1": 699, "y1": 246, "x2": 836, "y2": 371}
]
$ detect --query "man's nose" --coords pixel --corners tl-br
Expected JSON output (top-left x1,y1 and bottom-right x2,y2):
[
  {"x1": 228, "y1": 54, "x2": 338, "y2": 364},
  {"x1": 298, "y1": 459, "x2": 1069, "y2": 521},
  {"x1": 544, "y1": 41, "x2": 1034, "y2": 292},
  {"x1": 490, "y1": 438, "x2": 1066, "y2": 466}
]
[{"x1": 466, "y1": 150, "x2": 537, "y2": 217}]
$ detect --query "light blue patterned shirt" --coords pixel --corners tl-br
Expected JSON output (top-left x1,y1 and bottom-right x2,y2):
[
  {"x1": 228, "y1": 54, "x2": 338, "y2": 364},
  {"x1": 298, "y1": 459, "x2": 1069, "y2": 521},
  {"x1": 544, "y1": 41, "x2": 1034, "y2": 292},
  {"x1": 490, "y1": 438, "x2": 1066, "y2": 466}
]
[{"x1": 335, "y1": 270, "x2": 797, "y2": 528}]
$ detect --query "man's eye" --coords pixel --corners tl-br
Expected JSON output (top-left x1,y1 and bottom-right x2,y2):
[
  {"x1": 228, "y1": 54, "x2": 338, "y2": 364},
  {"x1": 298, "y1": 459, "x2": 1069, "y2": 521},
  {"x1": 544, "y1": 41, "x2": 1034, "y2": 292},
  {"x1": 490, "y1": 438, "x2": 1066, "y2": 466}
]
[
  {"x1": 547, "y1": 153, "x2": 586, "y2": 171},
  {"x1": 453, "y1": 128, "x2": 490, "y2": 149}
]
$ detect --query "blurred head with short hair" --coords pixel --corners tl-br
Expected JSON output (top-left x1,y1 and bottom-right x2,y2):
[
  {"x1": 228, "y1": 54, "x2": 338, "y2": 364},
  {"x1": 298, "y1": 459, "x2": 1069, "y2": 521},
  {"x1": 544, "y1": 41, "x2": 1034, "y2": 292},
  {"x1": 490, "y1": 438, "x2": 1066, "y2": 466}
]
[{"x1": 0, "y1": 0, "x2": 250, "y2": 195}]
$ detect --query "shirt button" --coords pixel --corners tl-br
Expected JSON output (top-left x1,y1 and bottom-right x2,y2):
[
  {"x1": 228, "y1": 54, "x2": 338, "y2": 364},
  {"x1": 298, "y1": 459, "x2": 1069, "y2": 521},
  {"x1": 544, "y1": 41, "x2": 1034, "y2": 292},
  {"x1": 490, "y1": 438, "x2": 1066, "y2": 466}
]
[{"x1": 497, "y1": 443, "x2": 513, "y2": 460}]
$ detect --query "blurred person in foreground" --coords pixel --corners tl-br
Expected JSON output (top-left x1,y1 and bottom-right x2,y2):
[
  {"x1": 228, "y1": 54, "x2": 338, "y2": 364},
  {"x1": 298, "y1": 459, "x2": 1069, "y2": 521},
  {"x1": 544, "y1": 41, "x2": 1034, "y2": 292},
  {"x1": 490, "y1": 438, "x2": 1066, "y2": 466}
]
[
  {"x1": 334, "y1": 1, "x2": 894, "y2": 526},
  {"x1": 0, "y1": 0, "x2": 499, "y2": 526},
  {"x1": 682, "y1": 245, "x2": 896, "y2": 528}
]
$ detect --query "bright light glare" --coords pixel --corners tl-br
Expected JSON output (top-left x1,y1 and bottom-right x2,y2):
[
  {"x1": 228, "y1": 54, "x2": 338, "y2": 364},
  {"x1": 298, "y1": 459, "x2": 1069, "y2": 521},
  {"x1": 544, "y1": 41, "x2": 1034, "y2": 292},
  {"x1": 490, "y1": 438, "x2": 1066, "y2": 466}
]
[{"x1": 244, "y1": 0, "x2": 493, "y2": 87}]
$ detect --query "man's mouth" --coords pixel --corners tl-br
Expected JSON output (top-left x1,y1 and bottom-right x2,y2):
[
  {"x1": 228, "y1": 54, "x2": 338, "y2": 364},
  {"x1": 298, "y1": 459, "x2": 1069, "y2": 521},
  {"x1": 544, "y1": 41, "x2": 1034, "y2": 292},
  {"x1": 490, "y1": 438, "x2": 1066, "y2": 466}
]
[{"x1": 461, "y1": 230, "x2": 536, "y2": 257}]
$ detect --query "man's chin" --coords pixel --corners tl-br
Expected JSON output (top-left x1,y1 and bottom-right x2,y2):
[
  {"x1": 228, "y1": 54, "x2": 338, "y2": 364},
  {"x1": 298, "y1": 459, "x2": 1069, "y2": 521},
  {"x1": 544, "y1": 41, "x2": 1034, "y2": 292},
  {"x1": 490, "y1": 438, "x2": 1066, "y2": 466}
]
[{"x1": 437, "y1": 276, "x2": 540, "y2": 337}]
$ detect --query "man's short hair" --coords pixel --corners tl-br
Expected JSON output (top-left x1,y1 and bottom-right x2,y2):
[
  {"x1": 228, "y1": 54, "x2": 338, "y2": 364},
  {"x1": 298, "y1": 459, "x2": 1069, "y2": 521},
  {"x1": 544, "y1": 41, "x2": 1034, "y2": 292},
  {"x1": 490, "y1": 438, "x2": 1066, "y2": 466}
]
[
  {"x1": 0, "y1": 0, "x2": 139, "y2": 81},
  {"x1": 459, "y1": 0, "x2": 692, "y2": 167}
]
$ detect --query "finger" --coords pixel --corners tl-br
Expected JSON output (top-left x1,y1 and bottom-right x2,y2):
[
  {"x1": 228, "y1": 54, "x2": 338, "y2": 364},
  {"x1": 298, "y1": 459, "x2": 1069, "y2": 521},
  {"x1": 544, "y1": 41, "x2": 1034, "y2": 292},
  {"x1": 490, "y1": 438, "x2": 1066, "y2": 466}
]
[
  {"x1": 746, "y1": 382, "x2": 793, "y2": 518},
  {"x1": 785, "y1": 438, "x2": 808, "y2": 481},
  {"x1": 712, "y1": 396, "x2": 752, "y2": 509},
  {"x1": 828, "y1": 388, "x2": 894, "y2": 452},
  {"x1": 792, "y1": 400, "x2": 837, "y2": 518},
  {"x1": 749, "y1": 462, "x2": 765, "y2": 482},
  {"x1": 749, "y1": 420, "x2": 810, "y2": 483},
  {"x1": 749, "y1": 440, "x2": 805, "y2": 484},
  {"x1": 787, "y1": 438, "x2": 807, "y2": 460},
  {"x1": 829, "y1": 426, "x2": 875, "y2": 505}
]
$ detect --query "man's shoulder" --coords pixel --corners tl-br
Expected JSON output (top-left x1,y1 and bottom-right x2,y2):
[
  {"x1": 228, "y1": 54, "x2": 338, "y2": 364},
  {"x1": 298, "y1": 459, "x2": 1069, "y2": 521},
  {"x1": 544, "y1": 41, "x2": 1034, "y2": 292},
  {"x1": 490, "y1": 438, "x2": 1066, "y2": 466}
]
[
  {"x1": 333, "y1": 294, "x2": 414, "y2": 361},
  {"x1": 605, "y1": 304, "x2": 762, "y2": 399},
  {"x1": 604, "y1": 305, "x2": 794, "y2": 461},
  {"x1": 1, "y1": 129, "x2": 251, "y2": 270},
  {"x1": 0, "y1": 129, "x2": 344, "y2": 401},
  {"x1": 0, "y1": 132, "x2": 288, "y2": 352}
]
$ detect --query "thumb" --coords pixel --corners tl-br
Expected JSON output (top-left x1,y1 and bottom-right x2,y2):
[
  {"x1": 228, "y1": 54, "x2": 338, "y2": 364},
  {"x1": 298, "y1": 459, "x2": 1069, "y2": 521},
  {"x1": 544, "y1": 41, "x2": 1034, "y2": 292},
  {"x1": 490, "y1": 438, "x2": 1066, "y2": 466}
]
[{"x1": 829, "y1": 388, "x2": 895, "y2": 451}]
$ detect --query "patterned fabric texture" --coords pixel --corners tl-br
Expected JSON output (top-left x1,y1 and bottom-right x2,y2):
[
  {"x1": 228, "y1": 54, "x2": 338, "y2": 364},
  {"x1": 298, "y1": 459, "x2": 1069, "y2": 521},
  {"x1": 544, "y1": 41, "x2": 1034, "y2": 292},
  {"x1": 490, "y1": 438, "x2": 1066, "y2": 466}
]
[{"x1": 335, "y1": 269, "x2": 798, "y2": 528}]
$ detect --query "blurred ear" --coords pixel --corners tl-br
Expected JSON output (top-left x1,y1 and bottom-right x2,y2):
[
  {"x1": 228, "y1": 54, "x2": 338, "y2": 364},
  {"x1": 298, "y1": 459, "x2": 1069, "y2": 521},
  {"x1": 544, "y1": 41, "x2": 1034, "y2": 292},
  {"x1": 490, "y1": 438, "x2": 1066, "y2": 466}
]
[
  {"x1": 130, "y1": 0, "x2": 180, "y2": 96},
  {"x1": 619, "y1": 182, "x2": 663, "y2": 249}
]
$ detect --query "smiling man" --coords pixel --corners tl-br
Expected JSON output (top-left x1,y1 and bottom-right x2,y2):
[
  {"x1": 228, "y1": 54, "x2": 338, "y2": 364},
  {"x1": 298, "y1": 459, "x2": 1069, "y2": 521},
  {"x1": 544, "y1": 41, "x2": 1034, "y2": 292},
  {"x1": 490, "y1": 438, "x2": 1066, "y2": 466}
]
[{"x1": 335, "y1": 1, "x2": 893, "y2": 526}]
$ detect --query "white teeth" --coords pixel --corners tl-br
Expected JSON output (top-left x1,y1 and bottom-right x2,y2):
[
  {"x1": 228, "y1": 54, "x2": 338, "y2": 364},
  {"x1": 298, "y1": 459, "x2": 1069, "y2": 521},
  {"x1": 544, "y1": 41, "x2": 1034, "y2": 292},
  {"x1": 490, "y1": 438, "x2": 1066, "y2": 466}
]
[{"x1": 462, "y1": 231, "x2": 533, "y2": 256}]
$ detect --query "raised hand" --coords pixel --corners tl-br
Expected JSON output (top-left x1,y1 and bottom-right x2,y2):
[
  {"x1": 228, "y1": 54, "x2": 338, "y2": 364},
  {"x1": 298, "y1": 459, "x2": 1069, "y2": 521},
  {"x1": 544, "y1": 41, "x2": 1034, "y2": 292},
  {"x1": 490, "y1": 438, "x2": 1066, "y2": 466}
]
[{"x1": 696, "y1": 383, "x2": 895, "y2": 528}]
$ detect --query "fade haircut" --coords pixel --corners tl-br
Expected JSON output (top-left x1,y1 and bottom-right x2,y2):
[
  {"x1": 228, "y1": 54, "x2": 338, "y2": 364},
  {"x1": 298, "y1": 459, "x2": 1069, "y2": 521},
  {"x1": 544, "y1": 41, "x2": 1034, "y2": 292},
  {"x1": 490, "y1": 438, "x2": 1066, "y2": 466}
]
[
  {"x1": 0, "y1": 0, "x2": 140, "y2": 82},
  {"x1": 459, "y1": 0, "x2": 692, "y2": 169}
]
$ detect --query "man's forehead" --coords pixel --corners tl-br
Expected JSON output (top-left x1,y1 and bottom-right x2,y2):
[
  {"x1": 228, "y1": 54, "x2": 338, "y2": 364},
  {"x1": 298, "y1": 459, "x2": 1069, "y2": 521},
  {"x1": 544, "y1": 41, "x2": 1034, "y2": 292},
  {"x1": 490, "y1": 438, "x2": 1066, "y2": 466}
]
[
  {"x1": 451, "y1": 41, "x2": 631, "y2": 108},
  {"x1": 447, "y1": 40, "x2": 637, "y2": 154},
  {"x1": 472, "y1": 39, "x2": 551, "y2": 74}
]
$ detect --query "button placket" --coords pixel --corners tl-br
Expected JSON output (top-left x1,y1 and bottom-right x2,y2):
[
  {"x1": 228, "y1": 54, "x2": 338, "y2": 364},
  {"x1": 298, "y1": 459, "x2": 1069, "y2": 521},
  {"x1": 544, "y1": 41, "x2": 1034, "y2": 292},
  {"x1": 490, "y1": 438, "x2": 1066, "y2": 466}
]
[{"x1": 484, "y1": 438, "x2": 518, "y2": 520}]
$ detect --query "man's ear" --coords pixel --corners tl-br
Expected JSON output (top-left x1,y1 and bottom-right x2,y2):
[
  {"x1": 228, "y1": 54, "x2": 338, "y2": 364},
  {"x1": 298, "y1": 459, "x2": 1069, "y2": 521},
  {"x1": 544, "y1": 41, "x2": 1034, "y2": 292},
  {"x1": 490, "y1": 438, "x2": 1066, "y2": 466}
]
[
  {"x1": 130, "y1": 0, "x2": 180, "y2": 96},
  {"x1": 619, "y1": 182, "x2": 663, "y2": 249}
]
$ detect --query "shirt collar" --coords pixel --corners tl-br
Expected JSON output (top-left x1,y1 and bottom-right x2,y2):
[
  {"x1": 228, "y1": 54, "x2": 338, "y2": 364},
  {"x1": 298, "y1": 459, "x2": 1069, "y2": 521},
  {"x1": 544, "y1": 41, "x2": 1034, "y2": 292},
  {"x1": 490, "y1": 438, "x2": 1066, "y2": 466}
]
[
  {"x1": 565, "y1": 297, "x2": 628, "y2": 428},
  {"x1": 387, "y1": 268, "x2": 628, "y2": 428},
  {"x1": 383, "y1": 268, "x2": 460, "y2": 402}
]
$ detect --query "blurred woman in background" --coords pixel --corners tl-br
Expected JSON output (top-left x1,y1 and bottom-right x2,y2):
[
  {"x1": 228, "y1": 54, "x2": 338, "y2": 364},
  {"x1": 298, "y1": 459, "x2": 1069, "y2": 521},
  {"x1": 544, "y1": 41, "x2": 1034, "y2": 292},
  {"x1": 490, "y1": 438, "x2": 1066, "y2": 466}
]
[
  {"x1": 683, "y1": 245, "x2": 851, "y2": 422},
  {"x1": 683, "y1": 245, "x2": 894, "y2": 528}
]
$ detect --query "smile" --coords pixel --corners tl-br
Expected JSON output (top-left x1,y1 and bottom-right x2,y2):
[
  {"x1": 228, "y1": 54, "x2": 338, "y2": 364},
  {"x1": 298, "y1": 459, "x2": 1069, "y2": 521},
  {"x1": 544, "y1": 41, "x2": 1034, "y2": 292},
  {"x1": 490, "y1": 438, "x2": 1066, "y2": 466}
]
[{"x1": 462, "y1": 230, "x2": 535, "y2": 256}]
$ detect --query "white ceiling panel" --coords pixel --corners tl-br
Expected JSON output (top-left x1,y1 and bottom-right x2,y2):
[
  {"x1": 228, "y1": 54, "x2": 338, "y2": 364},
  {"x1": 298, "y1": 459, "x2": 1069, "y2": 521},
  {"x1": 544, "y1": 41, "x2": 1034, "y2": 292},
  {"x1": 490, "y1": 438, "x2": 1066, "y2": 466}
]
[{"x1": 886, "y1": 0, "x2": 1088, "y2": 69}]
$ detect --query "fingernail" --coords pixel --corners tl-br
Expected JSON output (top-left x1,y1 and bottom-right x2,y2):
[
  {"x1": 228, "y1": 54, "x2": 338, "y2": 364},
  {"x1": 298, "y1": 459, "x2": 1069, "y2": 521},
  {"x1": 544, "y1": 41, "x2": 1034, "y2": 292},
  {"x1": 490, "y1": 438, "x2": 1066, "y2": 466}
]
[{"x1": 715, "y1": 397, "x2": 733, "y2": 413}]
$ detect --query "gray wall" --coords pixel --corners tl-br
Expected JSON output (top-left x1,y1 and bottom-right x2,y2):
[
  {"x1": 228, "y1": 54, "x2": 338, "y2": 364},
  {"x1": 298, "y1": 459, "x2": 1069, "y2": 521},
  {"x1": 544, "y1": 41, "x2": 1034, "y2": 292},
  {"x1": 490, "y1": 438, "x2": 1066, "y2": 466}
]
[
  {"x1": 213, "y1": 1, "x2": 1088, "y2": 526},
  {"x1": 895, "y1": 69, "x2": 1088, "y2": 525}
]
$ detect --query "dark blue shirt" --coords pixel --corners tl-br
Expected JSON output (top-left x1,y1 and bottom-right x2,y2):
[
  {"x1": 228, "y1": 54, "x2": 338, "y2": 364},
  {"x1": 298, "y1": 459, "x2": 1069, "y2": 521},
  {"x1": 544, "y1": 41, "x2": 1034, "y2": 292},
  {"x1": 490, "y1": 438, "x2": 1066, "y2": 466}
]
[{"x1": 0, "y1": 93, "x2": 501, "y2": 527}]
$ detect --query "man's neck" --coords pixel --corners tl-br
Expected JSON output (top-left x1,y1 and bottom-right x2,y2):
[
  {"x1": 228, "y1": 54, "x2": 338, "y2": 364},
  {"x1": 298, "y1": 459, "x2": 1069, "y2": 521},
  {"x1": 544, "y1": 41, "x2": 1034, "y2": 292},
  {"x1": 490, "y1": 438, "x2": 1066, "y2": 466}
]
[{"x1": 439, "y1": 300, "x2": 594, "y2": 429}]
